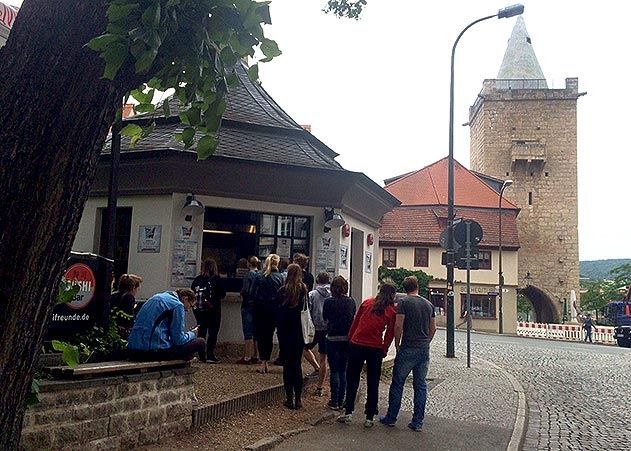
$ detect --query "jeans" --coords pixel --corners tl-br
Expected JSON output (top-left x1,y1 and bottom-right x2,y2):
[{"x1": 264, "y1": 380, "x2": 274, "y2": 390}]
[
  {"x1": 584, "y1": 329, "x2": 593, "y2": 343},
  {"x1": 128, "y1": 337, "x2": 206, "y2": 362},
  {"x1": 327, "y1": 340, "x2": 349, "y2": 406},
  {"x1": 383, "y1": 346, "x2": 430, "y2": 428},
  {"x1": 241, "y1": 306, "x2": 256, "y2": 340},
  {"x1": 344, "y1": 343, "x2": 383, "y2": 419}
]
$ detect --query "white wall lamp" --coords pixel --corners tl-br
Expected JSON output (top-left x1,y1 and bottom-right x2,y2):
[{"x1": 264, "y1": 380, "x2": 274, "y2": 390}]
[
  {"x1": 183, "y1": 194, "x2": 204, "y2": 222},
  {"x1": 323, "y1": 208, "x2": 344, "y2": 233}
]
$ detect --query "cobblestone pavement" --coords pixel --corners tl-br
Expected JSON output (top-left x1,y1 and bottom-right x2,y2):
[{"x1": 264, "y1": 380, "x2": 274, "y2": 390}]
[{"x1": 446, "y1": 331, "x2": 631, "y2": 451}]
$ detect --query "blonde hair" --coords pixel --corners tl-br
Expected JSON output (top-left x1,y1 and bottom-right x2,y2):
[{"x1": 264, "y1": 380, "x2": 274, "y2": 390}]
[{"x1": 263, "y1": 254, "x2": 280, "y2": 277}]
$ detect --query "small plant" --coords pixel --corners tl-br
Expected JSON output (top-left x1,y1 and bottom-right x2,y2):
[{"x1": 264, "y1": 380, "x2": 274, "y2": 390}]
[{"x1": 378, "y1": 266, "x2": 432, "y2": 295}]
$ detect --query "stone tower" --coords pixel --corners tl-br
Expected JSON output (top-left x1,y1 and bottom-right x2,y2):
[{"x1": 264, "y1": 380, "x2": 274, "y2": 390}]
[{"x1": 469, "y1": 17, "x2": 581, "y2": 323}]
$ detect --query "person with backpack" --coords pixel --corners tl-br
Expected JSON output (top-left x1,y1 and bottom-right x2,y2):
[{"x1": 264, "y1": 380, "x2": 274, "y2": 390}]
[
  {"x1": 254, "y1": 254, "x2": 284, "y2": 374},
  {"x1": 276, "y1": 264, "x2": 309, "y2": 409},
  {"x1": 322, "y1": 275, "x2": 356, "y2": 410},
  {"x1": 191, "y1": 258, "x2": 226, "y2": 363},
  {"x1": 305, "y1": 272, "x2": 331, "y2": 396},
  {"x1": 237, "y1": 256, "x2": 261, "y2": 364},
  {"x1": 337, "y1": 282, "x2": 397, "y2": 428}
]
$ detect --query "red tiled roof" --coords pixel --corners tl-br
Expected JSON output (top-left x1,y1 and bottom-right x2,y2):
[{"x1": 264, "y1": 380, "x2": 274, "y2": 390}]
[
  {"x1": 384, "y1": 157, "x2": 518, "y2": 209},
  {"x1": 380, "y1": 206, "x2": 519, "y2": 249}
]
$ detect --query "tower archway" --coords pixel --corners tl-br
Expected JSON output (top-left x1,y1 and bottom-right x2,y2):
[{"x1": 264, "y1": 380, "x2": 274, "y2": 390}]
[{"x1": 520, "y1": 285, "x2": 558, "y2": 323}]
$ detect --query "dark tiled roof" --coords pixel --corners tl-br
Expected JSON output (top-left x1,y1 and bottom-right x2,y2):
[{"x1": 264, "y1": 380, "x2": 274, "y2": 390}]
[
  {"x1": 112, "y1": 62, "x2": 342, "y2": 171},
  {"x1": 113, "y1": 123, "x2": 342, "y2": 171},
  {"x1": 132, "y1": 62, "x2": 302, "y2": 130},
  {"x1": 380, "y1": 206, "x2": 520, "y2": 249}
]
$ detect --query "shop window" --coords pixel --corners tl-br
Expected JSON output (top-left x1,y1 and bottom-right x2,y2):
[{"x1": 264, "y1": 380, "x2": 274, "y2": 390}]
[
  {"x1": 414, "y1": 247, "x2": 429, "y2": 267},
  {"x1": 461, "y1": 294, "x2": 496, "y2": 318},
  {"x1": 478, "y1": 250, "x2": 492, "y2": 270},
  {"x1": 382, "y1": 248, "x2": 397, "y2": 268}
]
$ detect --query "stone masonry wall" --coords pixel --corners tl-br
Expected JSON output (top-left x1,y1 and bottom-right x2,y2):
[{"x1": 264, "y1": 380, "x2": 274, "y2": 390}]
[
  {"x1": 21, "y1": 368, "x2": 195, "y2": 450},
  {"x1": 469, "y1": 78, "x2": 581, "y2": 321}
]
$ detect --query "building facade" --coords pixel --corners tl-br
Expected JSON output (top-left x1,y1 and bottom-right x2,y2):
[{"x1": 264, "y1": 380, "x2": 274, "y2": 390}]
[
  {"x1": 468, "y1": 17, "x2": 581, "y2": 323},
  {"x1": 379, "y1": 158, "x2": 520, "y2": 334},
  {"x1": 73, "y1": 63, "x2": 399, "y2": 343}
]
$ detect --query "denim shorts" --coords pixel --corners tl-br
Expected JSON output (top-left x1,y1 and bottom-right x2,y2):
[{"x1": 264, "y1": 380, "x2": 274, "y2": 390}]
[
  {"x1": 241, "y1": 306, "x2": 256, "y2": 340},
  {"x1": 305, "y1": 329, "x2": 327, "y2": 354}
]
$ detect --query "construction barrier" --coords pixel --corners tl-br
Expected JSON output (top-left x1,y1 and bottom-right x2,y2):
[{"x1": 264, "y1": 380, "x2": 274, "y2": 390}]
[{"x1": 516, "y1": 322, "x2": 616, "y2": 344}]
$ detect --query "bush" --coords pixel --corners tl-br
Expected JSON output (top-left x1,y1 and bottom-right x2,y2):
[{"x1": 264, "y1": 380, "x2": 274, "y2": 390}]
[{"x1": 378, "y1": 266, "x2": 432, "y2": 295}]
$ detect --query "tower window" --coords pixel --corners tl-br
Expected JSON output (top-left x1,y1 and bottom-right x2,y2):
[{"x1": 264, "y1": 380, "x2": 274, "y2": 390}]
[
  {"x1": 545, "y1": 172, "x2": 549, "y2": 177},
  {"x1": 528, "y1": 192, "x2": 533, "y2": 205},
  {"x1": 506, "y1": 172, "x2": 510, "y2": 176},
  {"x1": 530, "y1": 172, "x2": 534, "y2": 177},
  {"x1": 526, "y1": 37, "x2": 532, "y2": 44}
]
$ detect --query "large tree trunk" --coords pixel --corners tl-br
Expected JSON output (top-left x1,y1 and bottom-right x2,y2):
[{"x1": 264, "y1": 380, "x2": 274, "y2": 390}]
[{"x1": 0, "y1": 1, "x2": 139, "y2": 447}]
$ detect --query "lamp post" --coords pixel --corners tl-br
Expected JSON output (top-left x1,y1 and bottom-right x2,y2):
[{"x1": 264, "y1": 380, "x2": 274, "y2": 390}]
[
  {"x1": 446, "y1": 4, "x2": 524, "y2": 357},
  {"x1": 498, "y1": 179, "x2": 513, "y2": 334}
]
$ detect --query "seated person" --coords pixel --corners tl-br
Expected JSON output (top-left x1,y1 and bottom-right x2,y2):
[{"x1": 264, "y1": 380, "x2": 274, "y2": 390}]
[{"x1": 127, "y1": 288, "x2": 206, "y2": 362}]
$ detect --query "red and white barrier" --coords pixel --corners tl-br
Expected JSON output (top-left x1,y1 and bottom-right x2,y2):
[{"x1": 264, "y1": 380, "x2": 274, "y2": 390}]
[{"x1": 517, "y1": 322, "x2": 616, "y2": 344}]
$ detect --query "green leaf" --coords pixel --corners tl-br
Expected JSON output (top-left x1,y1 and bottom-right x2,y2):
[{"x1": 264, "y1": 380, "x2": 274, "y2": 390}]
[
  {"x1": 86, "y1": 34, "x2": 123, "y2": 52},
  {"x1": 182, "y1": 127, "x2": 195, "y2": 147},
  {"x1": 135, "y1": 48, "x2": 159, "y2": 73},
  {"x1": 51, "y1": 340, "x2": 80, "y2": 368},
  {"x1": 130, "y1": 87, "x2": 154, "y2": 104},
  {"x1": 220, "y1": 46, "x2": 238, "y2": 67},
  {"x1": 142, "y1": 2, "x2": 161, "y2": 28},
  {"x1": 184, "y1": 108, "x2": 201, "y2": 126},
  {"x1": 134, "y1": 103, "x2": 155, "y2": 114},
  {"x1": 107, "y1": 3, "x2": 140, "y2": 22},
  {"x1": 256, "y1": 3, "x2": 272, "y2": 25},
  {"x1": 260, "y1": 38, "x2": 282, "y2": 59},
  {"x1": 120, "y1": 123, "x2": 143, "y2": 137},
  {"x1": 102, "y1": 42, "x2": 129, "y2": 80},
  {"x1": 197, "y1": 135, "x2": 217, "y2": 160},
  {"x1": 56, "y1": 281, "x2": 79, "y2": 305},
  {"x1": 247, "y1": 63, "x2": 259, "y2": 83},
  {"x1": 162, "y1": 100, "x2": 171, "y2": 118},
  {"x1": 27, "y1": 379, "x2": 40, "y2": 407}
]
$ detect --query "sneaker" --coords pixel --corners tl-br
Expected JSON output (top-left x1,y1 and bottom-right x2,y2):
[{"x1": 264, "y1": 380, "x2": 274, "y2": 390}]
[
  {"x1": 235, "y1": 357, "x2": 251, "y2": 365},
  {"x1": 327, "y1": 400, "x2": 339, "y2": 410},
  {"x1": 283, "y1": 399, "x2": 294, "y2": 410},
  {"x1": 314, "y1": 387, "x2": 324, "y2": 397},
  {"x1": 337, "y1": 414, "x2": 352, "y2": 424},
  {"x1": 206, "y1": 357, "x2": 220, "y2": 364},
  {"x1": 379, "y1": 416, "x2": 396, "y2": 427},
  {"x1": 364, "y1": 419, "x2": 374, "y2": 428},
  {"x1": 294, "y1": 399, "x2": 303, "y2": 410},
  {"x1": 407, "y1": 423, "x2": 422, "y2": 432}
]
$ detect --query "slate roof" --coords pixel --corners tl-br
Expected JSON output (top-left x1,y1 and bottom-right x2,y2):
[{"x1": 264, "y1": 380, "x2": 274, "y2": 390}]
[
  {"x1": 112, "y1": 62, "x2": 342, "y2": 171},
  {"x1": 383, "y1": 157, "x2": 519, "y2": 209},
  {"x1": 380, "y1": 206, "x2": 519, "y2": 249},
  {"x1": 497, "y1": 16, "x2": 547, "y2": 84}
]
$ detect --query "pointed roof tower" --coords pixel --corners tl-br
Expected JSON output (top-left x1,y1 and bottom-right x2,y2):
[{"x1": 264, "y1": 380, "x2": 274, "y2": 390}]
[{"x1": 497, "y1": 16, "x2": 547, "y2": 86}]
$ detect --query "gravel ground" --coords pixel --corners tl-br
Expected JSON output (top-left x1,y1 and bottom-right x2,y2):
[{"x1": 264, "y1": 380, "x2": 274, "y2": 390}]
[
  {"x1": 191, "y1": 360, "x2": 290, "y2": 405},
  {"x1": 141, "y1": 380, "x2": 331, "y2": 450}
]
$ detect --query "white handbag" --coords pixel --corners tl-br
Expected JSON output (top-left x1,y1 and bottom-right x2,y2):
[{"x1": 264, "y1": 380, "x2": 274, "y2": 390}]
[{"x1": 301, "y1": 296, "x2": 315, "y2": 345}]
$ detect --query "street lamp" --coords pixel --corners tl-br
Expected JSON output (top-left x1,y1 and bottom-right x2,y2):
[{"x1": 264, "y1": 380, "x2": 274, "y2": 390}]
[
  {"x1": 498, "y1": 179, "x2": 513, "y2": 334},
  {"x1": 446, "y1": 4, "x2": 524, "y2": 357}
]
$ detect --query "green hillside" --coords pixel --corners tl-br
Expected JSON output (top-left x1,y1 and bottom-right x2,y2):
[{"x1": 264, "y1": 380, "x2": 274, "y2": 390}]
[{"x1": 580, "y1": 259, "x2": 631, "y2": 280}]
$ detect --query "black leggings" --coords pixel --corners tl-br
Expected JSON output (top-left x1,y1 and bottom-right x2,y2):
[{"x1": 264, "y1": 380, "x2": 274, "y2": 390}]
[
  {"x1": 255, "y1": 307, "x2": 276, "y2": 361},
  {"x1": 194, "y1": 308, "x2": 221, "y2": 360},
  {"x1": 282, "y1": 345, "x2": 304, "y2": 401},
  {"x1": 345, "y1": 343, "x2": 384, "y2": 419}
]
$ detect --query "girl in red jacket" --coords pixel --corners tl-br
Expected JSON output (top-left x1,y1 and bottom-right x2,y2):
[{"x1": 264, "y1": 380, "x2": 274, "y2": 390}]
[{"x1": 337, "y1": 282, "x2": 397, "y2": 428}]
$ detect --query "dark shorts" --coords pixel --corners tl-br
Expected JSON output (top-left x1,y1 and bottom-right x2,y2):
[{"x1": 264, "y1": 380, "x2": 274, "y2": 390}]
[
  {"x1": 305, "y1": 330, "x2": 327, "y2": 354},
  {"x1": 241, "y1": 306, "x2": 256, "y2": 340}
]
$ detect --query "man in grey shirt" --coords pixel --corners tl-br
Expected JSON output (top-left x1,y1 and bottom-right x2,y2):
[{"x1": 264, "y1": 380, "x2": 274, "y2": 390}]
[{"x1": 380, "y1": 276, "x2": 436, "y2": 431}]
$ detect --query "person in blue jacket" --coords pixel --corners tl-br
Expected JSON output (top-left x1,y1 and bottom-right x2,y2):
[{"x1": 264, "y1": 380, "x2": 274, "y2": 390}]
[{"x1": 127, "y1": 288, "x2": 206, "y2": 361}]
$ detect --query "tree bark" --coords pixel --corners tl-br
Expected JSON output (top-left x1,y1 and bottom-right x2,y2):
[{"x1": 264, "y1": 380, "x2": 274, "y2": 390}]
[{"x1": 0, "y1": 1, "x2": 139, "y2": 447}]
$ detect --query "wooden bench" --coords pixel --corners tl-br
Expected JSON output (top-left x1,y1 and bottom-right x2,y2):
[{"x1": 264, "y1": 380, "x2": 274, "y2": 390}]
[{"x1": 46, "y1": 360, "x2": 190, "y2": 379}]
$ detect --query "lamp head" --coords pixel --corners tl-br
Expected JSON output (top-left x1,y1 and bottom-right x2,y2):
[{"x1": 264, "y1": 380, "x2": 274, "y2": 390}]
[
  {"x1": 324, "y1": 208, "x2": 345, "y2": 230},
  {"x1": 502, "y1": 179, "x2": 513, "y2": 190},
  {"x1": 497, "y1": 4, "x2": 524, "y2": 19},
  {"x1": 183, "y1": 194, "x2": 204, "y2": 221}
]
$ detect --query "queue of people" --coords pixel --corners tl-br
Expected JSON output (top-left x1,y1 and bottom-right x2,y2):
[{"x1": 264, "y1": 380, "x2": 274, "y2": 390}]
[{"x1": 122, "y1": 253, "x2": 436, "y2": 432}]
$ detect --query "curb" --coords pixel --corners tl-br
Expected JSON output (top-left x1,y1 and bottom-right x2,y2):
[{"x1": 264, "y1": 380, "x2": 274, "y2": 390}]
[{"x1": 474, "y1": 356, "x2": 528, "y2": 451}]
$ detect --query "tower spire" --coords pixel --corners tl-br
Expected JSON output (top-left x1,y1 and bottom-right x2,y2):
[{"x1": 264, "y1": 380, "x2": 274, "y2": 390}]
[{"x1": 497, "y1": 16, "x2": 547, "y2": 85}]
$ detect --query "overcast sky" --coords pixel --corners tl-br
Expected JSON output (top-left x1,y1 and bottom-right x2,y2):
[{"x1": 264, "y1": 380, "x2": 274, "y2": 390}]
[{"x1": 5, "y1": 0, "x2": 629, "y2": 261}]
